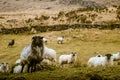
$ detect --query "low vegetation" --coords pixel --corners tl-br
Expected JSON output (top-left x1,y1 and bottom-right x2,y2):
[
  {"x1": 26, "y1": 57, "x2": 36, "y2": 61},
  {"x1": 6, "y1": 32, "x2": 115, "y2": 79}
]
[{"x1": 0, "y1": 28, "x2": 120, "y2": 79}]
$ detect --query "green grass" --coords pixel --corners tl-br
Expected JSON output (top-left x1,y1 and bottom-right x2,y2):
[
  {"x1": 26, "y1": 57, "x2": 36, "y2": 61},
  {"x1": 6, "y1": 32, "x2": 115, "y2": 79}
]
[{"x1": 0, "y1": 28, "x2": 120, "y2": 79}]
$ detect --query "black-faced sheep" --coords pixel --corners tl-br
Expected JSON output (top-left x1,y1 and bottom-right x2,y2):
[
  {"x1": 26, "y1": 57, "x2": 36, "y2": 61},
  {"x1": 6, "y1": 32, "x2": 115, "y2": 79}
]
[
  {"x1": 20, "y1": 36, "x2": 44, "y2": 73},
  {"x1": 8, "y1": 39, "x2": 15, "y2": 47},
  {"x1": 88, "y1": 54, "x2": 113, "y2": 67}
]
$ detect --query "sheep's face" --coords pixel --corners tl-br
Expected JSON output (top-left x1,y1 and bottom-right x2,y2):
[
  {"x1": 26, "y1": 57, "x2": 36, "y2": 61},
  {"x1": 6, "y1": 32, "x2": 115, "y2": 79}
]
[
  {"x1": 71, "y1": 52, "x2": 77, "y2": 57},
  {"x1": 105, "y1": 54, "x2": 112, "y2": 60},
  {"x1": 32, "y1": 36, "x2": 43, "y2": 47},
  {"x1": 1, "y1": 62, "x2": 8, "y2": 69}
]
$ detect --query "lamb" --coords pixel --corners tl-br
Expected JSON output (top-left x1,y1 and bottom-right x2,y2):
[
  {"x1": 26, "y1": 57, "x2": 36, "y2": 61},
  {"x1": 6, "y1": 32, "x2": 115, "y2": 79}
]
[
  {"x1": 8, "y1": 39, "x2": 15, "y2": 47},
  {"x1": 59, "y1": 52, "x2": 77, "y2": 67},
  {"x1": 20, "y1": 36, "x2": 44, "y2": 73},
  {"x1": 112, "y1": 51, "x2": 120, "y2": 61},
  {"x1": 11, "y1": 59, "x2": 27, "y2": 74},
  {"x1": 57, "y1": 36, "x2": 64, "y2": 44},
  {"x1": 43, "y1": 46, "x2": 56, "y2": 65},
  {"x1": 87, "y1": 54, "x2": 113, "y2": 67},
  {"x1": 0, "y1": 62, "x2": 9, "y2": 73}
]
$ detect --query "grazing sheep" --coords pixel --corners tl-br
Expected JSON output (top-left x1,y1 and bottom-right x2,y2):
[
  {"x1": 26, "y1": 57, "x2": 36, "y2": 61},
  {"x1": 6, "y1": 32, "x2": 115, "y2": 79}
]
[
  {"x1": 112, "y1": 51, "x2": 120, "y2": 61},
  {"x1": 8, "y1": 39, "x2": 14, "y2": 47},
  {"x1": 43, "y1": 46, "x2": 56, "y2": 65},
  {"x1": 88, "y1": 54, "x2": 113, "y2": 67},
  {"x1": 57, "y1": 36, "x2": 64, "y2": 44},
  {"x1": 43, "y1": 38, "x2": 48, "y2": 44},
  {"x1": 20, "y1": 36, "x2": 44, "y2": 73},
  {"x1": 59, "y1": 52, "x2": 77, "y2": 67},
  {"x1": 0, "y1": 62, "x2": 9, "y2": 73}
]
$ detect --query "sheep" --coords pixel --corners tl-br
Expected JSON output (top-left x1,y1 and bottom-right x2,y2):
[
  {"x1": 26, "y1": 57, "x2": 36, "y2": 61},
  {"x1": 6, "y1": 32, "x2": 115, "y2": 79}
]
[
  {"x1": 43, "y1": 37, "x2": 48, "y2": 44},
  {"x1": 0, "y1": 62, "x2": 9, "y2": 73},
  {"x1": 112, "y1": 51, "x2": 120, "y2": 61},
  {"x1": 11, "y1": 59, "x2": 27, "y2": 74},
  {"x1": 87, "y1": 54, "x2": 113, "y2": 67},
  {"x1": 57, "y1": 36, "x2": 64, "y2": 44},
  {"x1": 20, "y1": 36, "x2": 44, "y2": 73},
  {"x1": 59, "y1": 52, "x2": 77, "y2": 67},
  {"x1": 8, "y1": 39, "x2": 15, "y2": 47},
  {"x1": 43, "y1": 46, "x2": 56, "y2": 65}
]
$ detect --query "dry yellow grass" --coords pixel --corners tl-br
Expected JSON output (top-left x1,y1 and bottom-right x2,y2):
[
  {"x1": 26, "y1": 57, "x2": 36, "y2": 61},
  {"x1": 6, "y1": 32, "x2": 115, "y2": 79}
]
[{"x1": 0, "y1": 28, "x2": 120, "y2": 67}]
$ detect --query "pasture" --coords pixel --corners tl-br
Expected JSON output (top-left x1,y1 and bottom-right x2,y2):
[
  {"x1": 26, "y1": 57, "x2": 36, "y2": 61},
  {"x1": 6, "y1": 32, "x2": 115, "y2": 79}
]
[{"x1": 0, "y1": 28, "x2": 120, "y2": 79}]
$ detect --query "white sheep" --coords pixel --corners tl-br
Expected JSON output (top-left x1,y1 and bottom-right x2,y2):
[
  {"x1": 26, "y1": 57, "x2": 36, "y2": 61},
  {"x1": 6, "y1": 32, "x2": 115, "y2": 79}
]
[
  {"x1": 57, "y1": 36, "x2": 64, "y2": 44},
  {"x1": 41, "y1": 59, "x2": 50, "y2": 65},
  {"x1": 43, "y1": 46, "x2": 56, "y2": 65},
  {"x1": 59, "y1": 52, "x2": 77, "y2": 67},
  {"x1": 0, "y1": 62, "x2": 9, "y2": 73},
  {"x1": 88, "y1": 54, "x2": 113, "y2": 67},
  {"x1": 12, "y1": 59, "x2": 27, "y2": 74},
  {"x1": 112, "y1": 51, "x2": 120, "y2": 61}
]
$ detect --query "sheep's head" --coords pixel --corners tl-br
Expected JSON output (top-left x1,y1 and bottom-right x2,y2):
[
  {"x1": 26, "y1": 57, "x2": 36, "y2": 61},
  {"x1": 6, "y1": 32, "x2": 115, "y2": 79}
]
[
  {"x1": 71, "y1": 52, "x2": 77, "y2": 57},
  {"x1": 105, "y1": 54, "x2": 112, "y2": 60},
  {"x1": 1, "y1": 62, "x2": 8, "y2": 69},
  {"x1": 32, "y1": 36, "x2": 43, "y2": 47}
]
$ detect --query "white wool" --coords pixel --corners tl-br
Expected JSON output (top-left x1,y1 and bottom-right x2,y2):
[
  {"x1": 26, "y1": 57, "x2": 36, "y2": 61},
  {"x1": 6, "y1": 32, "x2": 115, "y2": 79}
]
[
  {"x1": 15, "y1": 59, "x2": 21, "y2": 64},
  {"x1": 43, "y1": 38, "x2": 47, "y2": 42},
  {"x1": 43, "y1": 46, "x2": 56, "y2": 64},
  {"x1": 88, "y1": 56, "x2": 113, "y2": 67},
  {"x1": 112, "y1": 52, "x2": 120, "y2": 60},
  {"x1": 57, "y1": 37, "x2": 64, "y2": 41},
  {"x1": 20, "y1": 45, "x2": 31, "y2": 61},
  {"x1": 13, "y1": 65, "x2": 22, "y2": 73},
  {"x1": 13, "y1": 65, "x2": 27, "y2": 73},
  {"x1": 41, "y1": 59, "x2": 50, "y2": 65},
  {"x1": 59, "y1": 53, "x2": 77, "y2": 67}
]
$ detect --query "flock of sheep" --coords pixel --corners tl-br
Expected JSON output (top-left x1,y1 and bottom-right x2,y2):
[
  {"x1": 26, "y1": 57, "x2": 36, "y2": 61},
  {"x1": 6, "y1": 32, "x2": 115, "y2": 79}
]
[{"x1": 0, "y1": 35, "x2": 120, "y2": 74}]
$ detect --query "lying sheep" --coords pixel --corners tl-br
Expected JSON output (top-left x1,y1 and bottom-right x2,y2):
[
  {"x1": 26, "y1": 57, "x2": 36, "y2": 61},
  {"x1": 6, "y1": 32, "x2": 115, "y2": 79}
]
[
  {"x1": 57, "y1": 36, "x2": 64, "y2": 44},
  {"x1": 88, "y1": 54, "x2": 113, "y2": 67},
  {"x1": 43, "y1": 46, "x2": 56, "y2": 65},
  {"x1": 112, "y1": 51, "x2": 120, "y2": 61},
  {"x1": 0, "y1": 62, "x2": 9, "y2": 73},
  {"x1": 59, "y1": 52, "x2": 77, "y2": 67}
]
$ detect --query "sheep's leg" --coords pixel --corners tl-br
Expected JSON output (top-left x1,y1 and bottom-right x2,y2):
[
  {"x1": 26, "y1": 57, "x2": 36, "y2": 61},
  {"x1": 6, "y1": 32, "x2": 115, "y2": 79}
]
[
  {"x1": 21, "y1": 64, "x2": 25, "y2": 73},
  {"x1": 27, "y1": 64, "x2": 31, "y2": 73}
]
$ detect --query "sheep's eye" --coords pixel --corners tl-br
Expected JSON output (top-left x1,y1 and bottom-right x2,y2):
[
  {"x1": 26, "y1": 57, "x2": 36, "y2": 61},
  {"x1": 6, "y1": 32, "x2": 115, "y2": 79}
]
[{"x1": 1, "y1": 63, "x2": 4, "y2": 64}]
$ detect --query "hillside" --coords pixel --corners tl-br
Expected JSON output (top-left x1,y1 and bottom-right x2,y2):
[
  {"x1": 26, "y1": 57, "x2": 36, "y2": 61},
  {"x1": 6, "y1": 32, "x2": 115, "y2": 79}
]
[
  {"x1": 0, "y1": 0, "x2": 120, "y2": 12},
  {"x1": 0, "y1": 0, "x2": 120, "y2": 31}
]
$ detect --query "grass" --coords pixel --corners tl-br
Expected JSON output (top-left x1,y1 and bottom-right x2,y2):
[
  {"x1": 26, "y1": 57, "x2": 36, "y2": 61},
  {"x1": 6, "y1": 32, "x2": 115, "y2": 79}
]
[{"x1": 1, "y1": 28, "x2": 120, "y2": 79}]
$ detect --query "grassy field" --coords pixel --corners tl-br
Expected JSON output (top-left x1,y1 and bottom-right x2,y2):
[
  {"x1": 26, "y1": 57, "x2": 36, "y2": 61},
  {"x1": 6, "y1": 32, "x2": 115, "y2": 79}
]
[{"x1": 1, "y1": 28, "x2": 120, "y2": 79}]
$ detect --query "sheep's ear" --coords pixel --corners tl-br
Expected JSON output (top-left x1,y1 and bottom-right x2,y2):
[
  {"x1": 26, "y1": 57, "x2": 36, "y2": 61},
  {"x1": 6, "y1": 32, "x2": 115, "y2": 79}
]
[
  {"x1": 40, "y1": 37, "x2": 44, "y2": 39},
  {"x1": 32, "y1": 36, "x2": 36, "y2": 40}
]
